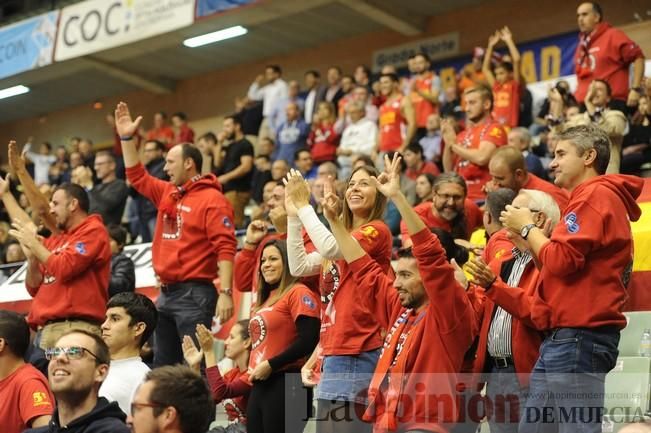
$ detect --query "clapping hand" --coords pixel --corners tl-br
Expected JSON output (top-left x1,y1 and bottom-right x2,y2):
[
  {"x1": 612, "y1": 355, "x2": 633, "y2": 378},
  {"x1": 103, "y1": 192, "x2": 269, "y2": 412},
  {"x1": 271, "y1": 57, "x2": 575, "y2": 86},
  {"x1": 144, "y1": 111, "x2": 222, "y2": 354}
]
[
  {"x1": 465, "y1": 257, "x2": 497, "y2": 289},
  {"x1": 182, "y1": 335, "x2": 203, "y2": 370},
  {"x1": 283, "y1": 170, "x2": 312, "y2": 210}
]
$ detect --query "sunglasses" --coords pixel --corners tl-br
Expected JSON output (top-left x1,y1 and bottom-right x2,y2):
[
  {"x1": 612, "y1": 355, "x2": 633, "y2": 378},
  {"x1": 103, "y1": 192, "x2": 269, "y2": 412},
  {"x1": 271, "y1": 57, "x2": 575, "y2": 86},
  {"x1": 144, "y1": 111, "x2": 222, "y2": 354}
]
[{"x1": 44, "y1": 346, "x2": 104, "y2": 363}]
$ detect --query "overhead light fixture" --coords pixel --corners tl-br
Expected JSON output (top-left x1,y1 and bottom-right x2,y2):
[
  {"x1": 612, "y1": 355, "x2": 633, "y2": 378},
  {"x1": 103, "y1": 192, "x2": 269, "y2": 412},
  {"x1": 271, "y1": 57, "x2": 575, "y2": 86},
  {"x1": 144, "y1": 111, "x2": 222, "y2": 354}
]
[
  {"x1": 0, "y1": 85, "x2": 30, "y2": 100},
  {"x1": 183, "y1": 25, "x2": 248, "y2": 48}
]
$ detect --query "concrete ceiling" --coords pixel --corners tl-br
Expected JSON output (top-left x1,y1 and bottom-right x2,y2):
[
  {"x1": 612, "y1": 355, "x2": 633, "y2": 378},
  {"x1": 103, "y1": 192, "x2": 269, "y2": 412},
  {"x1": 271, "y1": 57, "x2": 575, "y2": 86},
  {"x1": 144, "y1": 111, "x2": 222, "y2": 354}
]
[{"x1": 0, "y1": 0, "x2": 486, "y2": 125}]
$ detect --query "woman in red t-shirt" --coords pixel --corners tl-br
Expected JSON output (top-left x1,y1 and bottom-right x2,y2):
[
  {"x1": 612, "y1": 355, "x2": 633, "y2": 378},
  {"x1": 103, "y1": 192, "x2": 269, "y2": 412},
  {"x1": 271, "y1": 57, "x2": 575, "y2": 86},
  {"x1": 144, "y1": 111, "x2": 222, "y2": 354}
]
[
  {"x1": 246, "y1": 239, "x2": 320, "y2": 433},
  {"x1": 308, "y1": 102, "x2": 340, "y2": 164},
  {"x1": 285, "y1": 165, "x2": 393, "y2": 433},
  {"x1": 182, "y1": 321, "x2": 251, "y2": 432}
]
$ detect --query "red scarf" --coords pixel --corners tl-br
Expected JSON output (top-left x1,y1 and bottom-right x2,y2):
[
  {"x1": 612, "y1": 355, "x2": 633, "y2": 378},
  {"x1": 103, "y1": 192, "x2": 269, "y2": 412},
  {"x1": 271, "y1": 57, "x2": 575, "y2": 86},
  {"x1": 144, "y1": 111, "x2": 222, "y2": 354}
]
[
  {"x1": 576, "y1": 22, "x2": 610, "y2": 79},
  {"x1": 158, "y1": 174, "x2": 214, "y2": 219},
  {"x1": 364, "y1": 308, "x2": 427, "y2": 431}
]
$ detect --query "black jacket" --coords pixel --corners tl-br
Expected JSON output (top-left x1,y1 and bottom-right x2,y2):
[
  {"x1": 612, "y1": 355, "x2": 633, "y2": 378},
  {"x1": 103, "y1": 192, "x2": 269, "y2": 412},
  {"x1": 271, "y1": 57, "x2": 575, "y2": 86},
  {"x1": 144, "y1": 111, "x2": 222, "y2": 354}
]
[
  {"x1": 89, "y1": 179, "x2": 129, "y2": 226},
  {"x1": 24, "y1": 397, "x2": 129, "y2": 433},
  {"x1": 108, "y1": 253, "x2": 136, "y2": 297}
]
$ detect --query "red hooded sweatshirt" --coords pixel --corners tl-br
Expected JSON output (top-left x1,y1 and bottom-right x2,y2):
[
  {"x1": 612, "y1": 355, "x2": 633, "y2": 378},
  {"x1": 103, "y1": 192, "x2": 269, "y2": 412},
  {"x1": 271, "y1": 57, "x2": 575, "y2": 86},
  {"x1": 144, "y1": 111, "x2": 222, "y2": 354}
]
[
  {"x1": 574, "y1": 22, "x2": 644, "y2": 102},
  {"x1": 349, "y1": 228, "x2": 475, "y2": 433},
  {"x1": 530, "y1": 175, "x2": 642, "y2": 330},
  {"x1": 126, "y1": 163, "x2": 237, "y2": 284},
  {"x1": 26, "y1": 214, "x2": 111, "y2": 328}
]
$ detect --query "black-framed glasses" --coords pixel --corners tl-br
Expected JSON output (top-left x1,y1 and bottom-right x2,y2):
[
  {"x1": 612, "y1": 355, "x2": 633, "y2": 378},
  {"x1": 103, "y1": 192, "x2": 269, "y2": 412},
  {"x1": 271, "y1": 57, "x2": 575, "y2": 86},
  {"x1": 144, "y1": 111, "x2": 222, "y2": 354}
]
[
  {"x1": 435, "y1": 192, "x2": 464, "y2": 202},
  {"x1": 44, "y1": 346, "x2": 103, "y2": 362},
  {"x1": 131, "y1": 401, "x2": 166, "y2": 415}
]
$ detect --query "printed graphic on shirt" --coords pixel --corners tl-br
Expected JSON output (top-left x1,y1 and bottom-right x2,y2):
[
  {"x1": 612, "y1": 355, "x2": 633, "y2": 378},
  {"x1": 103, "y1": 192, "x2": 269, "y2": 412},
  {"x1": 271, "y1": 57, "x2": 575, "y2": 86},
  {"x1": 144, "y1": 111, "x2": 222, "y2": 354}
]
[
  {"x1": 223, "y1": 216, "x2": 233, "y2": 229},
  {"x1": 32, "y1": 391, "x2": 51, "y2": 407},
  {"x1": 564, "y1": 212, "x2": 580, "y2": 233},
  {"x1": 250, "y1": 315, "x2": 267, "y2": 350},
  {"x1": 162, "y1": 211, "x2": 182, "y2": 240},
  {"x1": 320, "y1": 261, "x2": 340, "y2": 328},
  {"x1": 489, "y1": 127, "x2": 504, "y2": 138},
  {"x1": 75, "y1": 242, "x2": 87, "y2": 255},
  {"x1": 302, "y1": 294, "x2": 317, "y2": 310},
  {"x1": 359, "y1": 224, "x2": 379, "y2": 244}
]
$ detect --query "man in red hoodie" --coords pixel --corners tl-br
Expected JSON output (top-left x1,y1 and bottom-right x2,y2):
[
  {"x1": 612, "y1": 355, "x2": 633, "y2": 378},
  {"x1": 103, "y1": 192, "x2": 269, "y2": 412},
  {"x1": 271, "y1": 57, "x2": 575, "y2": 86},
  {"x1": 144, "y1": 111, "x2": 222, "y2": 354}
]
[
  {"x1": 500, "y1": 124, "x2": 643, "y2": 433},
  {"x1": 9, "y1": 183, "x2": 111, "y2": 352},
  {"x1": 114, "y1": 102, "x2": 237, "y2": 367},
  {"x1": 325, "y1": 154, "x2": 474, "y2": 433},
  {"x1": 574, "y1": 2, "x2": 645, "y2": 108}
]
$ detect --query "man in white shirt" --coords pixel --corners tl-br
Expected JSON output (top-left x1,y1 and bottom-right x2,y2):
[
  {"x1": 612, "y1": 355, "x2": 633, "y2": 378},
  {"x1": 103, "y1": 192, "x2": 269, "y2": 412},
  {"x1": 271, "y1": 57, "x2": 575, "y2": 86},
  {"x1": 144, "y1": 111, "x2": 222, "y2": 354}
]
[
  {"x1": 248, "y1": 65, "x2": 289, "y2": 140},
  {"x1": 337, "y1": 100, "x2": 378, "y2": 179},
  {"x1": 99, "y1": 292, "x2": 158, "y2": 415}
]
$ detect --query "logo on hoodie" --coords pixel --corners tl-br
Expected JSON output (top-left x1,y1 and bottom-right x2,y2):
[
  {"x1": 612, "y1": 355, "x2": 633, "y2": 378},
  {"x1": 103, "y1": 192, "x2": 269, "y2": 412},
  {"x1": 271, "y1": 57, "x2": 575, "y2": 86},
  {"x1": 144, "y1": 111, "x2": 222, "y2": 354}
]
[{"x1": 564, "y1": 212, "x2": 580, "y2": 234}]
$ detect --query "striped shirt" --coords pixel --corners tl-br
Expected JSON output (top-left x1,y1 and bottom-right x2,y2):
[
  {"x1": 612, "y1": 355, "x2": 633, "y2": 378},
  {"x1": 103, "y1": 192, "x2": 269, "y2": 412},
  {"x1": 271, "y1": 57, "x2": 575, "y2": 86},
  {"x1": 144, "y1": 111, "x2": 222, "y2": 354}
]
[{"x1": 487, "y1": 248, "x2": 533, "y2": 357}]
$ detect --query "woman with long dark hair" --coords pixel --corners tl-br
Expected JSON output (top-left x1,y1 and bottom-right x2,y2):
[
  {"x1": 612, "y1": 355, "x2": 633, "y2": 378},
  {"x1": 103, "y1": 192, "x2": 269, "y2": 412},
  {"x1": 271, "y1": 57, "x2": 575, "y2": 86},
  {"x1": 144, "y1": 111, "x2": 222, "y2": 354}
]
[{"x1": 246, "y1": 239, "x2": 320, "y2": 433}]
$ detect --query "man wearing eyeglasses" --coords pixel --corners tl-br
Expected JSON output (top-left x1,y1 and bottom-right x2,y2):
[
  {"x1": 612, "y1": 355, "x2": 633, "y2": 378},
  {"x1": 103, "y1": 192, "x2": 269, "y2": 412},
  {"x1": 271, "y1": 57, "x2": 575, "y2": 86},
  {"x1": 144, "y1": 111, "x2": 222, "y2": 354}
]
[
  {"x1": 26, "y1": 330, "x2": 129, "y2": 433},
  {"x1": 128, "y1": 365, "x2": 214, "y2": 433},
  {"x1": 400, "y1": 172, "x2": 483, "y2": 248}
]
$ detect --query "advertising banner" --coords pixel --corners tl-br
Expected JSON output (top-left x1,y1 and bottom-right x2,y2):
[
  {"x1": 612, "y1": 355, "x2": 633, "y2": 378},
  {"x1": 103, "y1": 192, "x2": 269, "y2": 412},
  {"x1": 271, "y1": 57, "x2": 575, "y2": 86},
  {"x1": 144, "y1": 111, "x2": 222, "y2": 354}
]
[
  {"x1": 55, "y1": 0, "x2": 195, "y2": 61},
  {"x1": 0, "y1": 11, "x2": 58, "y2": 80},
  {"x1": 196, "y1": 0, "x2": 257, "y2": 19}
]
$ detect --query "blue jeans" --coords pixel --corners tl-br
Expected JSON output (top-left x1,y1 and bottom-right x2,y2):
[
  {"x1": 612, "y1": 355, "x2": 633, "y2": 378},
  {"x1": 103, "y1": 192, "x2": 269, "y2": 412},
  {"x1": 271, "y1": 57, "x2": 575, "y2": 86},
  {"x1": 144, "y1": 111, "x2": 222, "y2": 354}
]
[
  {"x1": 153, "y1": 282, "x2": 216, "y2": 367},
  {"x1": 486, "y1": 362, "x2": 527, "y2": 433},
  {"x1": 519, "y1": 327, "x2": 619, "y2": 433},
  {"x1": 316, "y1": 349, "x2": 380, "y2": 404}
]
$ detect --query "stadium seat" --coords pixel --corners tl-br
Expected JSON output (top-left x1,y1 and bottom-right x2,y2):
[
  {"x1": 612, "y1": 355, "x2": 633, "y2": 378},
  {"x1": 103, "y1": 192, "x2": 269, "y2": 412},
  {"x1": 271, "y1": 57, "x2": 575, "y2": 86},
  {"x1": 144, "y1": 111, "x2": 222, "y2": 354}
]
[
  {"x1": 602, "y1": 356, "x2": 651, "y2": 432},
  {"x1": 620, "y1": 312, "x2": 651, "y2": 356}
]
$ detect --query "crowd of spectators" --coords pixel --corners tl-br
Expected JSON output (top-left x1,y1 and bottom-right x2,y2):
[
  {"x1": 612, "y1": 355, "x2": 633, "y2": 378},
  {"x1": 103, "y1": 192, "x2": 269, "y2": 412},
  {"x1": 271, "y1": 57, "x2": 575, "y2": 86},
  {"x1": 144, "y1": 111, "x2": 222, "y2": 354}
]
[{"x1": 0, "y1": 2, "x2": 650, "y2": 433}]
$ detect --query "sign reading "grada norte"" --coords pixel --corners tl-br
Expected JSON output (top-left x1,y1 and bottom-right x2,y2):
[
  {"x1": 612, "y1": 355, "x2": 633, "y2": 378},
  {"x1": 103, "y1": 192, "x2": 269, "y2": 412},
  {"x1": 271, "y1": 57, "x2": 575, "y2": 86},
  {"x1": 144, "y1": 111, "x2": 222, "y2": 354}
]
[
  {"x1": 372, "y1": 32, "x2": 460, "y2": 72},
  {"x1": 54, "y1": 0, "x2": 195, "y2": 62}
]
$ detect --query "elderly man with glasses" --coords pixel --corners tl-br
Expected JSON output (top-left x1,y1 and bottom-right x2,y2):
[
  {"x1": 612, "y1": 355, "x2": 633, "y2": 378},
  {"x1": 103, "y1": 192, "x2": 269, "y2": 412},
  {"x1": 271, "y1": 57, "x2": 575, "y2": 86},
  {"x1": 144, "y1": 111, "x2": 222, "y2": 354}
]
[{"x1": 25, "y1": 329, "x2": 129, "y2": 433}]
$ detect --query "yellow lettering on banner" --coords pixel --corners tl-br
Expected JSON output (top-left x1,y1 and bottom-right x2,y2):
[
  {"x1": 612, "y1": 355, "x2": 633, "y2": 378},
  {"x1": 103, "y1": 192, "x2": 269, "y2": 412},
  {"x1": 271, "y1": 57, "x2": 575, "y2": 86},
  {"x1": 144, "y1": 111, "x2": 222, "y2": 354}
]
[
  {"x1": 540, "y1": 46, "x2": 561, "y2": 81},
  {"x1": 439, "y1": 67, "x2": 457, "y2": 89},
  {"x1": 520, "y1": 50, "x2": 537, "y2": 84}
]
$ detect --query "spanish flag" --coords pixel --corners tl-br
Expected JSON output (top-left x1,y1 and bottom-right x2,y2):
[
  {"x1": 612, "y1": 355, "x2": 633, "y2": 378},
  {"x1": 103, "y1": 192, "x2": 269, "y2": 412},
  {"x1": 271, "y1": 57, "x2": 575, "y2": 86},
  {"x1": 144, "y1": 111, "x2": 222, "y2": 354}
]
[{"x1": 627, "y1": 178, "x2": 651, "y2": 311}]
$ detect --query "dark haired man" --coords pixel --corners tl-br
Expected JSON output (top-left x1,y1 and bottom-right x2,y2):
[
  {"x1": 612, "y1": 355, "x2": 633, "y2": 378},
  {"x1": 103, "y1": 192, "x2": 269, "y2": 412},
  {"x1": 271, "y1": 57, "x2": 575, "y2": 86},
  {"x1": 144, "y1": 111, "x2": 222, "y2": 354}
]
[
  {"x1": 116, "y1": 102, "x2": 237, "y2": 367},
  {"x1": 501, "y1": 125, "x2": 644, "y2": 433},
  {"x1": 408, "y1": 52, "x2": 441, "y2": 140},
  {"x1": 248, "y1": 64, "x2": 289, "y2": 139},
  {"x1": 26, "y1": 330, "x2": 129, "y2": 433},
  {"x1": 442, "y1": 86, "x2": 507, "y2": 202},
  {"x1": 100, "y1": 292, "x2": 158, "y2": 415},
  {"x1": 0, "y1": 310, "x2": 54, "y2": 432},
  {"x1": 214, "y1": 115, "x2": 255, "y2": 228},
  {"x1": 128, "y1": 365, "x2": 214, "y2": 433},
  {"x1": 9, "y1": 183, "x2": 111, "y2": 352},
  {"x1": 171, "y1": 112, "x2": 195, "y2": 145},
  {"x1": 107, "y1": 225, "x2": 135, "y2": 297},
  {"x1": 574, "y1": 2, "x2": 645, "y2": 108}
]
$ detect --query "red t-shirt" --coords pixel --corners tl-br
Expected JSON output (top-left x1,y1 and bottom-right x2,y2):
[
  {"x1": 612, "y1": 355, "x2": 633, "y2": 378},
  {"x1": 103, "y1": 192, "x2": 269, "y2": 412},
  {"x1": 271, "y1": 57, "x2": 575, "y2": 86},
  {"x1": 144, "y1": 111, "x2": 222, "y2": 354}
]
[
  {"x1": 146, "y1": 126, "x2": 175, "y2": 149},
  {"x1": 0, "y1": 364, "x2": 54, "y2": 433},
  {"x1": 405, "y1": 161, "x2": 440, "y2": 181},
  {"x1": 491, "y1": 80, "x2": 520, "y2": 128},
  {"x1": 206, "y1": 365, "x2": 250, "y2": 424},
  {"x1": 308, "y1": 123, "x2": 340, "y2": 164},
  {"x1": 574, "y1": 22, "x2": 644, "y2": 102},
  {"x1": 26, "y1": 215, "x2": 111, "y2": 328},
  {"x1": 319, "y1": 221, "x2": 394, "y2": 355},
  {"x1": 411, "y1": 72, "x2": 438, "y2": 127},
  {"x1": 454, "y1": 120, "x2": 507, "y2": 201},
  {"x1": 175, "y1": 124, "x2": 195, "y2": 145},
  {"x1": 249, "y1": 284, "x2": 320, "y2": 372},
  {"x1": 379, "y1": 95, "x2": 406, "y2": 152},
  {"x1": 400, "y1": 200, "x2": 483, "y2": 246}
]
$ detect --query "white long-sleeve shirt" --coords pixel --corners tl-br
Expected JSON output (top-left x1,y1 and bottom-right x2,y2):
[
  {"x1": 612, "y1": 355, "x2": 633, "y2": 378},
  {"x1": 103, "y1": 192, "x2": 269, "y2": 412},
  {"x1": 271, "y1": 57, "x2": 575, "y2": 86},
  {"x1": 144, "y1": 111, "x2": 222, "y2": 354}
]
[
  {"x1": 337, "y1": 118, "x2": 378, "y2": 175},
  {"x1": 248, "y1": 78, "x2": 289, "y2": 118},
  {"x1": 287, "y1": 206, "x2": 346, "y2": 277},
  {"x1": 24, "y1": 143, "x2": 56, "y2": 185}
]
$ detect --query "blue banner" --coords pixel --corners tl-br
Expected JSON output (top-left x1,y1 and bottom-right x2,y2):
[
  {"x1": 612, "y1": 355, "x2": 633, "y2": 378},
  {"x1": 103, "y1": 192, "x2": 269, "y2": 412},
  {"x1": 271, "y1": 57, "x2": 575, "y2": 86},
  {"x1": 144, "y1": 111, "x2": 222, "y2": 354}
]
[
  {"x1": 0, "y1": 11, "x2": 59, "y2": 80},
  {"x1": 428, "y1": 31, "x2": 579, "y2": 87},
  {"x1": 196, "y1": 0, "x2": 258, "y2": 19}
]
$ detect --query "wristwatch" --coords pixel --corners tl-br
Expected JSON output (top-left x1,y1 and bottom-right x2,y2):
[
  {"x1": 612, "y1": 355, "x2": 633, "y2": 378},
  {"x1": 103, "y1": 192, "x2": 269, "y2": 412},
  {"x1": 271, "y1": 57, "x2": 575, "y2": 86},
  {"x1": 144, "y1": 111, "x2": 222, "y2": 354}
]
[
  {"x1": 520, "y1": 223, "x2": 537, "y2": 240},
  {"x1": 220, "y1": 287, "x2": 233, "y2": 296}
]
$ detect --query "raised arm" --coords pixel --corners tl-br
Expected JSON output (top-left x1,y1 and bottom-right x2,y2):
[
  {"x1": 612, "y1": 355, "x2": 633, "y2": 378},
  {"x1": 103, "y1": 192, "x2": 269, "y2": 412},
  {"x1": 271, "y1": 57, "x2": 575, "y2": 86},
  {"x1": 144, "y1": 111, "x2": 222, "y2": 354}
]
[
  {"x1": 114, "y1": 102, "x2": 144, "y2": 169},
  {"x1": 8, "y1": 141, "x2": 58, "y2": 233},
  {"x1": 0, "y1": 173, "x2": 32, "y2": 226},
  {"x1": 500, "y1": 27, "x2": 521, "y2": 82},
  {"x1": 482, "y1": 31, "x2": 500, "y2": 87}
]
